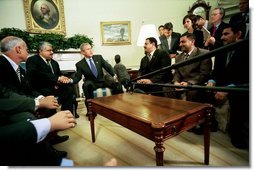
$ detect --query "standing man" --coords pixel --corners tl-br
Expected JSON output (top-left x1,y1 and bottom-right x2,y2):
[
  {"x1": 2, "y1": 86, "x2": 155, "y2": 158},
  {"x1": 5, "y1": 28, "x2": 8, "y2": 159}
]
[
  {"x1": 229, "y1": 0, "x2": 249, "y2": 38},
  {"x1": 170, "y1": 33, "x2": 212, "y2": 102},
  {"x1": 113, "y1": 54, "x2": 130, "y2": 87},
  {"x1": 195, "y1": 15, "x2": 213, "y2": 42},
  {"x1": 204, "y1": 7, "x2": 229, "y2": 50},
  {"x1": 26, "y1": 42, "x2": 77, "y2": 118},
  {"x1": 70, "y1": 43, "x2": 123, "y2": 116},
  {"x1": 158, "y1": 25, "x2": 164, "y2": 36},
  {"x1": 207, "y1": 23, "x2": 249, "y2": 149},
  {"x1": 135, "y1": 37, "x2": 172, "y2": 95},
  {"x1": 159, "y1": 22, "x2": 181, "y2": 58}
]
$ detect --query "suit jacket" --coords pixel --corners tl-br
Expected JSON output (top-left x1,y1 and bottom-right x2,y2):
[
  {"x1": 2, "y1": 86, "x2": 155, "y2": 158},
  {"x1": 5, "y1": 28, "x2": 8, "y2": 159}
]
[
  {"x1": 138, "y1": 49, "x2": 172, "y2": 83},
  {"x1": 26, "y1": 54, "x2": 62, "y2": 95},
  {"x1": 0, "y1": 84, "x2": 37, "y2": 125},
  {"x1": 159, "y1": 32, "x2": 181, "y2": 55},
  {"x1": 210, "y1": 40, "x2": 249, "y2": 86},
  {"x1": 0, "y1": 121, "x2": 62, "y2": 165},
  {"x1": 0, "y1": 55, "x2": 39, "y2": 97},
  {"x1": 72, "y1": 55, "x2": 115, "y2": 84},
  {"x1": 173, "y1": 47, "x2": 212, "y2": 85},
  {"x1": 208, "y1": 22, "x2": 229, "y2": 50},
  {"x1": 113, "y1": 63, "x2": 130, "y2": 84}
]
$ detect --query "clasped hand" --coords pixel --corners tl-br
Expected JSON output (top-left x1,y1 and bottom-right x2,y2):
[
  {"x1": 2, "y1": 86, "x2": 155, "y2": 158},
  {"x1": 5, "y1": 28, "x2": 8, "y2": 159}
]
[{"x1": 58, "y1": 76, "x2": 71, "y2": 84}]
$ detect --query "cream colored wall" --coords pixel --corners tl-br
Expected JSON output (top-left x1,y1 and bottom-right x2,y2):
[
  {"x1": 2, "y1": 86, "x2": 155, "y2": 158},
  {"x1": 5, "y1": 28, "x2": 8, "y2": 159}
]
[{"x1": 0, "y1": 0, "x2": 218, "y2": 68}]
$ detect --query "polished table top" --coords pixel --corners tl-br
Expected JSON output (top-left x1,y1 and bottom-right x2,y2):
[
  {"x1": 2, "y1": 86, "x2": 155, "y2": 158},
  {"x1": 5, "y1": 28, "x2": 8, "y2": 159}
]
[{"x1": 89, "y1": 93, "x2": 211, "y2": 127}]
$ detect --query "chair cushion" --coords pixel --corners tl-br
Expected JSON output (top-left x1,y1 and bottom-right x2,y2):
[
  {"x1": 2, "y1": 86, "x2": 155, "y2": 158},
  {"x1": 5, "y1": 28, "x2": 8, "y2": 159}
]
[
  {"x1": 93, "y1": 86, "x2": 126, "y2": 98},
  {"x1": 93, "y1": 88, "x2": 112, "y2": 98}
]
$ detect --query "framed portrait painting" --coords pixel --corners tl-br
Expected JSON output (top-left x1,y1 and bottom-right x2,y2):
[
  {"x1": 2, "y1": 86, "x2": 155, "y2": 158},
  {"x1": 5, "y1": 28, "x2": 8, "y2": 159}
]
[
  {"x1": 100, "y1": 21, "x2": 131, "y2": 46},
  {"x1": 23, "y1": 0, "x2": 66, "y2": 35}
]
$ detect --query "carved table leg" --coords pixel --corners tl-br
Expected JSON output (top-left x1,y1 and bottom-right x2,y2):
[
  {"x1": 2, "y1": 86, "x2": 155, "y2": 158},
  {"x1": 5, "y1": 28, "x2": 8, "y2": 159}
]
[
  {"x1": 88, "y1": 100, "x2": 95, "y2": 143},
  {"x1": 153, "y1": 126, "x2": 165, "y2": 166},
  {"x1": 204, "y1": 108, "x2": 213, "y2": 165}
]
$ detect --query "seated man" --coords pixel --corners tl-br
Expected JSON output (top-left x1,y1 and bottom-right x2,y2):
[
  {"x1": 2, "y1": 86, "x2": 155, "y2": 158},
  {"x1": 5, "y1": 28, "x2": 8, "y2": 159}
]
[
  {"x1": 169, "y1": 33, "x2": 212, "y2": 102},
  {"x1": 70, "y1": 43, "x2": 123, "y2": 116},
  {"x1": 134, "y1": 37, "x2": 172, "y2": 96},
  {"x1": 0, "y1": 37, "x2": 69, "y2": 145},
  {"x1": 26, "y1": 42, "x2": 78, "y2": 118}
]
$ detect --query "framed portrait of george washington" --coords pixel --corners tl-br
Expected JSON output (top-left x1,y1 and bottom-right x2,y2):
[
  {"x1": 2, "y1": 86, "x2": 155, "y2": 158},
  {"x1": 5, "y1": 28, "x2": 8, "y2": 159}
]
[
  {"x1": 100, "y1": 21, "x2": 131, "y2": 46},
  {"x1": 23, "y1": 0, "x2": 66, "y2": 35}
]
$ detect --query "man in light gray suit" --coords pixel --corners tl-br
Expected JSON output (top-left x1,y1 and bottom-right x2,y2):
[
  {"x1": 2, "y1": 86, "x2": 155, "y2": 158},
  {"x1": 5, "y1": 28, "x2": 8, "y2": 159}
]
[{"x1": 168, "y1": 33, "x2": 212, "y2": 102}]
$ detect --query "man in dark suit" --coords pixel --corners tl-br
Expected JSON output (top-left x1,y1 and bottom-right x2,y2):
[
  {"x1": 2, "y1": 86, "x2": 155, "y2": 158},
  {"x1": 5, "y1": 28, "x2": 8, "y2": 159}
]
[
  {"x1": 0, "y1": 37, "x2": 39, "y2": 97},
  {"x1": 229, "y1": 0, "x2": 249, "y2": 38},
  {"x1": 0, "y1": 103, "x2": 76, "y2": 166},
  {"x1": 0, "y1": 84, "x2": 59, "y2": 124},
  {"x1": 207, "y1": 23, "x2": 249, "y2": 149},
  {"x1": 204, "y1": 7, "x2": 229, "y2": 50},
  {"x1": 70, "y1": 43, "x2": 123, "y2": 115},
  {"x1": 170, "y1": 33, "x2": 212, "y2": 102},
  {"x1": 159, "y1": 22, "x2": 181, "y2": 58},
  {"x1": 134, "y1": 37, "x2": 172, "y2": 95},
  {"x1": 0, "y1": 36, "x2": 69, "y2": 147},
  {"x1": 26, "y1": 42, "x2": 78, "y2": 118}
]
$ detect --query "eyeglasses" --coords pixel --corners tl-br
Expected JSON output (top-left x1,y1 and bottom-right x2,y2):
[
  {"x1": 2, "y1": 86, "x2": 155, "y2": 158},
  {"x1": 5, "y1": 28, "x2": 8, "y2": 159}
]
[{"x1": 211, "y1": 13, "x2": 220, "y2": 16}]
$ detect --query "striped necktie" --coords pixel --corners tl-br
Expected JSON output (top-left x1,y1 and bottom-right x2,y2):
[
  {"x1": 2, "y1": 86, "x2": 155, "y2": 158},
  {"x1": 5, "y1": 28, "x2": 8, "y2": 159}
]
[
  {"x1": 16, "y1": 66, "x2": 21, "y2": 81},
  {"x1": 184, "y1": 54, "x2": 189, "y2": 61},
  {"x1": 46, "y1": 59, "x2": 54, "y2": 74},
  {"x1": 147, "y1": 53, "x2": 152, "y2": 61}
]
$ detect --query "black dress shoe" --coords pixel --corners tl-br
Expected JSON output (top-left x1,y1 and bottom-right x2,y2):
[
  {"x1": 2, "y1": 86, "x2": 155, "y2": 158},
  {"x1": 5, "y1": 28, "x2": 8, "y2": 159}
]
[
  {"x1": 51, "y1": 135, "x2": 69, "y2": 145},
  {"x1": 51, "y1": 147, "x2": 67, "y2": 158}
]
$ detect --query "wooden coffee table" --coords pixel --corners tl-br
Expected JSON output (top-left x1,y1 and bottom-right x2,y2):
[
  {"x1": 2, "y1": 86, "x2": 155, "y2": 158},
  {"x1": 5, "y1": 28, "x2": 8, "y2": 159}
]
[{"x1": 88, "y1": 93, "x2": 214, "y2": 166}]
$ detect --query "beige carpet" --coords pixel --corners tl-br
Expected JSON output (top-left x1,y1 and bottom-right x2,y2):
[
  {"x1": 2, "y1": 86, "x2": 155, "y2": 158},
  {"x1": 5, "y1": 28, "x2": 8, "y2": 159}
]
[{"x1": 54, "y1": 101, "x2": 249, "y2": 167}]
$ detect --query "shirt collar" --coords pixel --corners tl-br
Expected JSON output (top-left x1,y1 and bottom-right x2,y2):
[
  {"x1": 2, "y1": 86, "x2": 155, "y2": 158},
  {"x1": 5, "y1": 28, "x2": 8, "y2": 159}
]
[{"x1": 2, "y1": 54, "x2": 19, "y2": 71}]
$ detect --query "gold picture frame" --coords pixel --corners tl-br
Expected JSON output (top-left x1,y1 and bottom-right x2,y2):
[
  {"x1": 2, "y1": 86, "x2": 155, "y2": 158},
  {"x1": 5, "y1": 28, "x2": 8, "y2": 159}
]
[
  {"x1": 23, "y1": 0, "x2": 66, "y2": 35},
  {"x1": 100, "y1": 21, "x2": 131, "y2": 46}
]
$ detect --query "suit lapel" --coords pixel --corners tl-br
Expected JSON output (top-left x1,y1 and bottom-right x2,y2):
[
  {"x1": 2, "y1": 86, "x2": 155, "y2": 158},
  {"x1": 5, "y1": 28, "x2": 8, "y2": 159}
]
[{"x1": 36, "y1": 55, "x2": 54, "y2": 74}]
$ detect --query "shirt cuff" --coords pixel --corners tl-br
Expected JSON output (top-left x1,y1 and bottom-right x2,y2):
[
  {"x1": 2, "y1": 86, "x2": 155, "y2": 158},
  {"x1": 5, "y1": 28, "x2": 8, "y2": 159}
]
[
  {"x1": 60, "y1": 158, "x2": 74, "y2": 166},
  {"x1": 208, "y1": 79, "x2": 216, "y2": 84},
  {"x1": 34, "y1": 95, "x2": 45, "y2": 111},
  {"x1": 30, "y1": 118, "x2": 51, "y2": 143}
]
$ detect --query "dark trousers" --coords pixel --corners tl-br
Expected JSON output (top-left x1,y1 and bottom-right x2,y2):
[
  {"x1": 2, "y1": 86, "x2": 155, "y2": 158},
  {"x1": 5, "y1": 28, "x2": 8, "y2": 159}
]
[
  {"x1": 228, "y1": 92, "x2": 249, "y2": 149},
  {"x1": 83, "y1": 76, "x2": 123, "y2": 110}
]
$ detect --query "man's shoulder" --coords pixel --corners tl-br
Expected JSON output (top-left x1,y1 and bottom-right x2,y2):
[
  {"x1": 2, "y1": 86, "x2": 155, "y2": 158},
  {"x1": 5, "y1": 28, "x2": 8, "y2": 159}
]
[
  {"x1": 27, "y1": 54, "x2": 39, "y2": 61},
  {"x1": 195, "y1": 47, "x2": 209, "y2": 55}
]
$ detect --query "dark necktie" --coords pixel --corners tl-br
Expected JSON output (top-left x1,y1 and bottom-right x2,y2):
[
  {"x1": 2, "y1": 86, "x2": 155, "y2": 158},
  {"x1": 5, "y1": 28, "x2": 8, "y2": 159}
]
[
  {"x1": 226, "y1": 51, "x2": 234, "y2": 67},
  {"x1": 89, "y1": 58, "x2": 98, "y2": 77},
  {"x1": 184, "y1": 54, "x2": 189, "y2": 61},
  {"x1": 46, "y1": 59, "x2": 54, "y2": 74},
  {"x1": 16, "y1": 66, "x2": 21, "y2": 81},
  {"x1": 212, "y1": 26, "x2": 216, "y2": 37}
]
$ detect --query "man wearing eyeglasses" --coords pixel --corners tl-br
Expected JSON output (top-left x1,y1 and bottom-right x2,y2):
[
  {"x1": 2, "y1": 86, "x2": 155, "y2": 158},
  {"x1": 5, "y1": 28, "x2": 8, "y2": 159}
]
[{"x1": 204, "y1": 7, "x2": 229, "y2": 50}]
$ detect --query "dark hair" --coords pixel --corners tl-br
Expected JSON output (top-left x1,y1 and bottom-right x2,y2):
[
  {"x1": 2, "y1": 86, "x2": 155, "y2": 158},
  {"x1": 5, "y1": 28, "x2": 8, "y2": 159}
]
[
  {"x1": 158, "y1": 25, "x2": 164, "y2": 29},
  {"x1": 182, "y1": 14, "x2": 197, "y2": 26},
  {"x1": 225, "y1": 21, "x2": 246, "y2": 39},
  {"x1": 146, "y1": 37, "x2": 158, "y2": 48},
  {"x1": 181, "y1": 32, "x2": 196, "y2": 41},
  {"x1": 115, "y1": 54, "x2": 121, "y2": 63},
  {"x1": 164, "y1": 22, "x2": 173, "y2": 30},
  {"x1": 195, "y1": 15, "x2": 203, "y2": 20}
]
